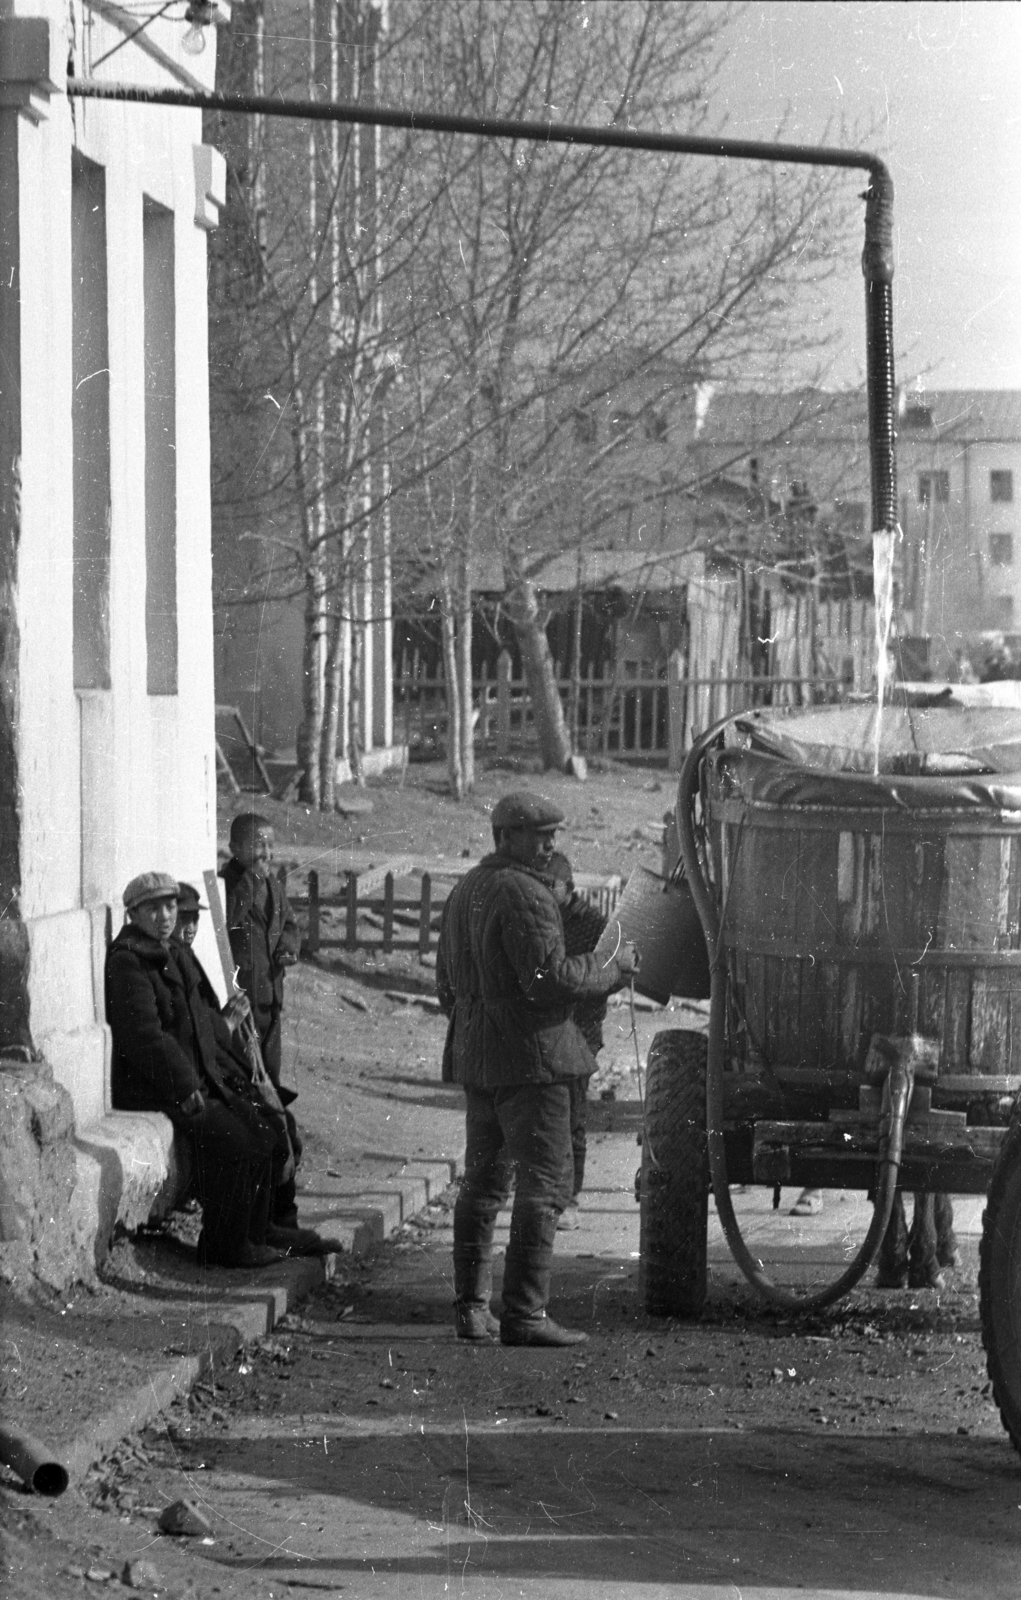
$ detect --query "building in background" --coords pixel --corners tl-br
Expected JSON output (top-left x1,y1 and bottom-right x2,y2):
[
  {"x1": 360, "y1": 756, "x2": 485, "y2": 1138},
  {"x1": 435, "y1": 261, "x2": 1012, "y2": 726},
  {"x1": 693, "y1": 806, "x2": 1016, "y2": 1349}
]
[
  {"x1": 691, "y1": 387, "x2": 1021, "y2": 679},
  {"x1": 0, "y1": 0, "x2": 227, "y2": 1286}
]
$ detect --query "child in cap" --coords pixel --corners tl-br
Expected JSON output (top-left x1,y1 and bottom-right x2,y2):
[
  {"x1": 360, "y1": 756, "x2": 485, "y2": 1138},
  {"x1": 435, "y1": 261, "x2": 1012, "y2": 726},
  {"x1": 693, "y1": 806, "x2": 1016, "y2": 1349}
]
[
  {"x1": 219, "y1": 816, "x2": 300, "y2": 1088},
  {"x1": 544, "y1": 851, "x2": 608, "y2": 1229}
]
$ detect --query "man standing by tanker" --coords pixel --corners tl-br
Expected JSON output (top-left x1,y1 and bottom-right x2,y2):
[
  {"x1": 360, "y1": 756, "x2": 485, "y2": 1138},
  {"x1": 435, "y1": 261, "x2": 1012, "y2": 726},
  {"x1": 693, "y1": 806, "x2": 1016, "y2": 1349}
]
[{"x1": 437, "y1": 792, "x2": 638, "y2": 1348}]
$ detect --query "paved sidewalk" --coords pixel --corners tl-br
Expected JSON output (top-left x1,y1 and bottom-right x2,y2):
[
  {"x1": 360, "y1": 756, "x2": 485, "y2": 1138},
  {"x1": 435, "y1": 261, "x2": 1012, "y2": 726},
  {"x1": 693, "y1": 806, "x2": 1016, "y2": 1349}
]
[{"x1": 2, "y1": 1155, "x2": 459, "y2": 1490}]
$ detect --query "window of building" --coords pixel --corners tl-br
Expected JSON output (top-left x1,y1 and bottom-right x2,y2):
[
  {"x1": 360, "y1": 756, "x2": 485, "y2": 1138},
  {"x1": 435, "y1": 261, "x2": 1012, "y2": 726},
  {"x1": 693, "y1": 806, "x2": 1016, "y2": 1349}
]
[
  {"x1": 918, "y1": 470, "x2": 949, "y2": 505},
  {"x1": 992, "y1": 594, "x2": 1015, "y2": 627},
  {"x1": 991, "y1": 533, "x2": 1015, "y2": 567},
  {"x1": 903, "y1": 404, "x2": 934, "y2": 430},
  {"x1": 991, "y1": 469, "x2": 1014, "y2": 503},
  {"x1": 71, "y1": 152, "x2": 111, "y2": 691},
  {"x1": 143, "y1": 197, "x2": 178, "y2": 695}
]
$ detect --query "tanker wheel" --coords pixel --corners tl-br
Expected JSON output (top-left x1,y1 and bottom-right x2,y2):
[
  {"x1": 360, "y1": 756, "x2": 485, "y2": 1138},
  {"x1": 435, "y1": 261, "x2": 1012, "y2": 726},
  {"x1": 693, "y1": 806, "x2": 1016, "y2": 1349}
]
[
  {"x1": 638, "y1": 1029, "x2": 709, "y2": 1318},
  {"x1": 980, "y1": 1119, "x2": 1021, "y2": 1452}
]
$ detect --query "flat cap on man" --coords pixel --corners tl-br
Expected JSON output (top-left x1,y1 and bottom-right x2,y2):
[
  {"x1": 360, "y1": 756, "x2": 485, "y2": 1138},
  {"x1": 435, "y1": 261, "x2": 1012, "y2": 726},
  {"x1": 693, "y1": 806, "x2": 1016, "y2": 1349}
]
[
  {"x1": 123, "y1": 871, "x2": 180, "y2": 910},
  {"x1": 176, "y1": 881, "x2": 208, "y2": 911},
  {"x1": 491, "y1": 792, "x2": 565, "y2": 832}
]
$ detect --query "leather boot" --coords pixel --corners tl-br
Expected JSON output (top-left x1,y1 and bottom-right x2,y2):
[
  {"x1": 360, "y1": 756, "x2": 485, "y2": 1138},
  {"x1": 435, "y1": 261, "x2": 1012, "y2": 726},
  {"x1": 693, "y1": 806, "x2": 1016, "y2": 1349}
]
[
  {"x1": 935, "y1": 1192, "x2": 959, "y2": 1269},
  {"x1": 453, "y1": 1206, "x2": 500, "y2": 1340},
  {"x1": 875, "y1": 1191, "x2": 909, "y2": 1288},
  {"x1": 500, "y1": 1202, "x2": 587, "y2": 1346},
  {"x1": 907, "y1": 1193, "x2": 945, "y2": 1289}
]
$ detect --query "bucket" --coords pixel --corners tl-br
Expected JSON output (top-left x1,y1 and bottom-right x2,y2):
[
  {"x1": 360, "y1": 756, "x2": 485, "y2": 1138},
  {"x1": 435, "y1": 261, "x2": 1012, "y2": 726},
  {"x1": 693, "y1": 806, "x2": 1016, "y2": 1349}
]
[{"x1": 594, "y1": 864, "x2": 711, "y2": 1006}]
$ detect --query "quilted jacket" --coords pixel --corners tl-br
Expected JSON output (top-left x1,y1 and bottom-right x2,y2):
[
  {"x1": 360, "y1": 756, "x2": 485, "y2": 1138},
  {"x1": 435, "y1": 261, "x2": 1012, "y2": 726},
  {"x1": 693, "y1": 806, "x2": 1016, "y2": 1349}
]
[
  {"x1": 560, "y1": 891, "x2": 609, "y2": 1055},
  {"x1": 435, "y1": 851, "x2": 626, "y2": 1088}
]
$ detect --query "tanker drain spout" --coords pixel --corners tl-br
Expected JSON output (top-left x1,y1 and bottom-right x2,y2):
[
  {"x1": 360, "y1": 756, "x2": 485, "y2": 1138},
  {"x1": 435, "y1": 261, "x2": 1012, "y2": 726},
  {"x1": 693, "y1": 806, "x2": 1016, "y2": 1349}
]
[
  {"x1": 677, "y1": 716, "x2": 911, "y2": 1315},
  {"x1": 0, "y1": 1425, "x2": 69, "y2": 1496}
]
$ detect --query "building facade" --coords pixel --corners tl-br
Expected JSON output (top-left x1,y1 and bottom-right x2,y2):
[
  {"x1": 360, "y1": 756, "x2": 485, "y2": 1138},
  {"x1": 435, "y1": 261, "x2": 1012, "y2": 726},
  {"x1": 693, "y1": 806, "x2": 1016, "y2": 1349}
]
[
  {"x1": 1, "y1": 0, "x2": 227, "y2": 1284},
  {"x1": 691, "y1": 387, "x2": 1021, "y2": 678}
]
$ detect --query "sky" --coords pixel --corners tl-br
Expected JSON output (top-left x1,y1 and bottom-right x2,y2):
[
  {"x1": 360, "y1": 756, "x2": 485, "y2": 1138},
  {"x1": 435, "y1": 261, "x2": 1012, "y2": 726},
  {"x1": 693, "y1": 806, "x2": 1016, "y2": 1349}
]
[{"x1": 713, "y1": 1, "x2": 1021, "y2": 392}]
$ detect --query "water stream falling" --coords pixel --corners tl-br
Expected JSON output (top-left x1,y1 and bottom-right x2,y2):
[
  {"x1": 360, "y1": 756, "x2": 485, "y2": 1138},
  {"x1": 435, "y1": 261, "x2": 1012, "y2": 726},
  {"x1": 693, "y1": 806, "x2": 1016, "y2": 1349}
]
[{"x1": 872, "y1": 528, "x2": 898, "y2": 775}]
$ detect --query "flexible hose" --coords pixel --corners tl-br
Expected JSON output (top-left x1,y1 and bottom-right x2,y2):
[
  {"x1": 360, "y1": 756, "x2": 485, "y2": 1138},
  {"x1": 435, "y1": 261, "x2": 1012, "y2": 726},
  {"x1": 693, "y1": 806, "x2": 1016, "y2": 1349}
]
[{"x1": 677, "y1": 718, "x2": 906, "y2": 1312}]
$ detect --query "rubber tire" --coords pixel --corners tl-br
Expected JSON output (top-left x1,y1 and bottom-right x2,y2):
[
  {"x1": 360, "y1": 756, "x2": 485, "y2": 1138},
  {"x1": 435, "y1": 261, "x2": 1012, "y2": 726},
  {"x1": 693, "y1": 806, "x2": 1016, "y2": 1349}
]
[
  {"x1": 980, "y1": 1119, "x2": 1021, "y2": 1453},
  {"x1": 638, "y1": 1029, "x2": 709, "y2": 1318}
]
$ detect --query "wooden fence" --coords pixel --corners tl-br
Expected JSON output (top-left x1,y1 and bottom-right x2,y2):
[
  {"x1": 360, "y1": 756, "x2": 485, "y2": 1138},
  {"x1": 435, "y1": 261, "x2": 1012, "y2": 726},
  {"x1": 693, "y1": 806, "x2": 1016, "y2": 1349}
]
[
  {"x1": 282, "y1": 863, "x2": 622, "y2": 957},
  {"x1": 395, "y1": 651, "x2": 851, "y2": 765}
]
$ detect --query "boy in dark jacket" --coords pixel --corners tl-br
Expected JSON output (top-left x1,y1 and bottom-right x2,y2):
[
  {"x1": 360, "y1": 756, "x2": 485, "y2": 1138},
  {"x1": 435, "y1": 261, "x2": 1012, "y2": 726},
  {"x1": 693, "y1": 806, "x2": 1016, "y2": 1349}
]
[
  {"x1": 544, "y1": 852, "x2": 608, "y2": 1230},
  {"x1": 106, "y1": 872, "x2": 286, "y2": 1269},
  {"x1": 219, "y1": 815, "x2": 300, "y2": 1089}
]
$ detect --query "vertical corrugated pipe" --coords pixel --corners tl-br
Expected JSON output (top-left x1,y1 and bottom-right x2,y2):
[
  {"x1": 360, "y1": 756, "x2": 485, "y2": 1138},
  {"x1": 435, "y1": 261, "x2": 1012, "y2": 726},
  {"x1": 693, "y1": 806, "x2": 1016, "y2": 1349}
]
[{"x1": 862, "y1": 160, "x2": 897, "y2": 534}]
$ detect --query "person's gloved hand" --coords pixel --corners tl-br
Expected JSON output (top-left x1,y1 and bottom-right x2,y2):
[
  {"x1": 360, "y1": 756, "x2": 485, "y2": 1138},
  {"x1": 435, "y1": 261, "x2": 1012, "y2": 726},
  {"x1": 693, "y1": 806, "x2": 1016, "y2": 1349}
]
[
  {"x1": 223, "y1": 993, "x2": 252, "y2": 1030},
  {"x1": 616, "y1": 940, "x2": 641, "y2": 978},
  {"x1": 180, "y1": 1088, "x2": 206, "y2": 1119}
]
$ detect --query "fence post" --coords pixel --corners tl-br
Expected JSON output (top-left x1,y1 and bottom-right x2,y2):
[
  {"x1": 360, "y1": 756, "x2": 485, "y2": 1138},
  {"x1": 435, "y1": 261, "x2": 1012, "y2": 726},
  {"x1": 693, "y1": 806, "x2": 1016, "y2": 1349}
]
[
  {"x1": 382, "y1": 872, "x2": 394, "y2": 954},
  {"x1": 418, "y1": 872, "x2": 432, "y2": 959},
  {"x1": 307, "y1": 869, "x2": 320, "y2": 955},
  {"x1": 478, "y1": 664, "x2": 490, "y2": 746},
  {"x1": 496, "y1": 650, "x2": 512, "y2": 758},
  {"x1": 345, "y1": 871, "x2": 358, "y2": 950},
  {"x1": 667, "y1": 647, "x2": 686, "y2": 771}
]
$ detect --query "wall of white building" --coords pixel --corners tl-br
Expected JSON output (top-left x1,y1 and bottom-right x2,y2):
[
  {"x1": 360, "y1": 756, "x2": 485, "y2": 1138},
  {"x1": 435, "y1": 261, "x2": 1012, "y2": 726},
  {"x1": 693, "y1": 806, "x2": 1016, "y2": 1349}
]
[{"x1": 2, "y1": 0, "x2": 228, "y2": 1260}]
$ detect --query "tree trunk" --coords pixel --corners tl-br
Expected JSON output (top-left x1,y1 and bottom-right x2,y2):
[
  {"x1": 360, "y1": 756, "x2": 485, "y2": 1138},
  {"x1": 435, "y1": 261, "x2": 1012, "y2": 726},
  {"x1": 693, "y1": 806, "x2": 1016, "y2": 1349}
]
[
  {"x1": 505, "y1": 565, "x2": 572, "y2": 772},
  {"x1": 290, "y1": 342, "x2": 325, "y2": 808},
  {"x1": 568, "y1": 541, "x2": 584, "y2": 748},
  {"x1": 320, "y1": 602, "x2": 346, "y2": 806},
  {"x1": 456, "y1": 541, "x2": 475, "y2": 795},
  {"x1": 440, "y1": 568, "x2": 463, "y2": 800},
  {"x1": 348, "y1": 621, "x2": 365, "y2": 786}
]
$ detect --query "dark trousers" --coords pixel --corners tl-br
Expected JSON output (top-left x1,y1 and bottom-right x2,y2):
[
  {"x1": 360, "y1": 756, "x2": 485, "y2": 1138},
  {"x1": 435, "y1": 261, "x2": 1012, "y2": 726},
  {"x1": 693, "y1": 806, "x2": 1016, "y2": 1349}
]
[
  {"x1": 252, "y1": 1001, "x2": 298, "y2": 1227},
  {"x1": 188, "y1": 1097, "x2": 279, "y2": 1265},
  {"x1": 878, "y1": 1191, "x2": 957, "y2": 1285},
  {"x1": 568, "y1": 1075, "x2": 590, "y2": 1199},
  {"x1": 455, "y1": 1082, "x2": 574, "y2": 1322},
  {"x1": 254, "y1": 1002, "x2": 282, "y2": 1087}
]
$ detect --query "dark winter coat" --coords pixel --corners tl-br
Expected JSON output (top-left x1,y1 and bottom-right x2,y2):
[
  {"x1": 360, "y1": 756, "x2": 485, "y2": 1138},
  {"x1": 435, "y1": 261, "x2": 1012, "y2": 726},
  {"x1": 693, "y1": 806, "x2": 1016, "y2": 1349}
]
[
  {"x1": 220, "y1": 859, "x2": 300, "y2": 1016},
  {"x1": 171, "y1": 938, "x2": 250, "y2": 1070},
  {"x1": 106, "y1": 925, "x2": 255, "y2": 1121},
  {"x1": 435, "y1": 851, "x2": 626, "y2": 1089}
]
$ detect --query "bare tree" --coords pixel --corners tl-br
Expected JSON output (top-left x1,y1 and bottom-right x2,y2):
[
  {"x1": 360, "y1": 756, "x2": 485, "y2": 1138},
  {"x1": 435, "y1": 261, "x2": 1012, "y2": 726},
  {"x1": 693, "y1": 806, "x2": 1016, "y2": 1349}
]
[
  {"x1": 209, "y1": 0, "x2": 420, "y2": 806},
  {"x1": 385, "y1": 0, "x2": 858, "y2": 774}
]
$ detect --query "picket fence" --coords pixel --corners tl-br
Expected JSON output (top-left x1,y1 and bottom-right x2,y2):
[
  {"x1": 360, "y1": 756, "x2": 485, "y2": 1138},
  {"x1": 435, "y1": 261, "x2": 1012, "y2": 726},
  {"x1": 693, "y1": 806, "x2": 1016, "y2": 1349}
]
[
  {"x1": 395, "y1": 651, "x2": 850, "y2": 765},
  {"x1": 281, "y1": 862, "x2": 622, "y2": 957}
]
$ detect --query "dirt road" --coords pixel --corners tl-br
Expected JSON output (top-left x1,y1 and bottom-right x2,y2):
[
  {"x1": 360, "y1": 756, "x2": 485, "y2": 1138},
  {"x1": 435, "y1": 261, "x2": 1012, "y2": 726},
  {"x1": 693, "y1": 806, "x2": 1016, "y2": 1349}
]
[
  {"x1": 5, "y1": 762, "x2": 1021, "y2": 1598},
  {"x1": 28, "y1": 1102, "x2": 1021, "y2": 1600}
]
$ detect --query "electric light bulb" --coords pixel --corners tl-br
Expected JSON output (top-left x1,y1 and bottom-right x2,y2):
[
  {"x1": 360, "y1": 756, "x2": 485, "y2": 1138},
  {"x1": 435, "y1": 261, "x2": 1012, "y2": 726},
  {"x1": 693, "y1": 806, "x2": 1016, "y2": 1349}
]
[{"x1": 181, "y1": 20, "x2": 206, "y2": 53}]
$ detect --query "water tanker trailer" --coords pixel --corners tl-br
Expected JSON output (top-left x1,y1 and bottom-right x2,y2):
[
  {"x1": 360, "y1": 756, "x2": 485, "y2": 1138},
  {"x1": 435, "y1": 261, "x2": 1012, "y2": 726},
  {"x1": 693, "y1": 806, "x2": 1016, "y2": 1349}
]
[{"x1": 630, "y1": 699, "x2": 1021, "y2": 1453}]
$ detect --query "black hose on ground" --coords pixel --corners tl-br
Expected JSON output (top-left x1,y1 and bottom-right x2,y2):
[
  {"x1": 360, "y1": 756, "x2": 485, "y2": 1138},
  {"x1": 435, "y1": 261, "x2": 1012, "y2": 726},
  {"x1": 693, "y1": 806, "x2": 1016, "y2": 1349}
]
[
  {"x1": 676, "y1": 717, "x2": 906, "y2": 1313},
  {"x1": 0, "y1": 1425, "x2": 69, "y2": 1496}
]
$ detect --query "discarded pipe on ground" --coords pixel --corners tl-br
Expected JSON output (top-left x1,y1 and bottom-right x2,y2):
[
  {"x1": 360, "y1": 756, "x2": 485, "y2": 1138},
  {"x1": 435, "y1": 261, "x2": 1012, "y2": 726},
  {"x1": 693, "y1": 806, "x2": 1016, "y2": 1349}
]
[{"x1": 0, "y1": 1424, "x2": 70, "y2": 1496}]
